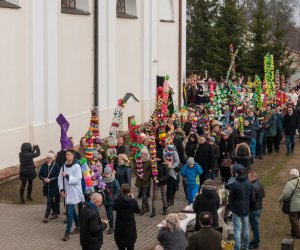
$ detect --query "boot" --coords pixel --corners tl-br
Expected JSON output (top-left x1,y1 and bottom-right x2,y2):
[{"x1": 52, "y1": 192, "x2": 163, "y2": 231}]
[
  {"x1": 20, "y1": 197, "x2": 25, "y2": 204},
  {"x1": 43, "y1": 217, "x2": 48, "y2": 223},
  {"x1": 27, "y1": 196, "x2": 33, "y2": 201},
  {"x1": 162, "y1": 207, "x2": 168, "y2": 215},
  {"x1": 140, "y1": 207, "x2": 144, "y2": 215},
  {"x1": 144, "y1": 202, "x2": 150, "y2": 213},
  {"x1": 62, "y1": 234, "x2": 69, "y2": 241},
  {"x1": 150, "y1": 208, "x2": 156, "y2": 218}
]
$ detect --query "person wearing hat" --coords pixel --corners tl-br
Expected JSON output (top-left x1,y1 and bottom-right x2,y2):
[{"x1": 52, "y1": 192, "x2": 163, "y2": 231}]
[
  {"x1": 262, "y1": 104, "x2": 277, "y2": 155},
  {"x1": 39, "y1": 152, "x2": 61, "y2": 223},
  {"x1": 180, "y1": 157, "x2": 203, "y2": 205},
  {"x1": 279, "y1": 169, "x2": 300, "y2": 238},
  {"x1": 283, "y1": 104, "x2": 298, "y2": 155},
  {"x1": 102, "y1": 166, "x2": 120, "y2": 235},
  {"x1": 193, "y1": 179, "x2": 220, "y2": 231},
  {"x1": 117, "y1": 153, "x2": 131, "y2": 187}
]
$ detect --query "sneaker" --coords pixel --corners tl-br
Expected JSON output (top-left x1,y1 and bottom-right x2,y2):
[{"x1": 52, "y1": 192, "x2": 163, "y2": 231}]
[
  {"x1": 70, "y1": 227, "x2": 80, "y2": 234},
  {"x1": 49, "y1": 214, "x2": 58, "y2": 220},
  {"x1": 107, "y1": 228, "x2": 114, "y2": 234},
  {"x1": 62, "y1": 234, "x2": 69, "y2": 241}
]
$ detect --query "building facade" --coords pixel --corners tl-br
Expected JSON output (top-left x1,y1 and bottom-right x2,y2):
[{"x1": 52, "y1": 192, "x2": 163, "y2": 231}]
[{"x1": 0, "y1": 0, "x2": 186, "y2": 170}]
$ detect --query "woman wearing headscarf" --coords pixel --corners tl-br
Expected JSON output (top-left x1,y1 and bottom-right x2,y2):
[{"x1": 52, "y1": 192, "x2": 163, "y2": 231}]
[
  {"x1": 155, "y1": 213, "x2": 186, "y2": 250},
  {"x1": 39, "y1": 152, "x2": 60, "y2": 222},
  {"x1": 19, "y1": 142, "x2": 40, "y2": 203}
]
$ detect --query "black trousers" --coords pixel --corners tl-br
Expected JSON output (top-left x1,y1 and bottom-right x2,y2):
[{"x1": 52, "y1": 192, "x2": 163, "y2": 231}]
[
  {"x1": 117, "y1": 245, "x2": 134, "y2": 250},
  {"x1": 266, "y1": 136, "x2": 274, "y2": 153},
  {"x1": 167, "y1": 176, "x2": 177, "y2": 202},
  {"x1": 45, "y1": 193, "x2": 60, "y2": 217},
  {"x1": 20, "y1": 179, "x2": 33, "y2": 198}
]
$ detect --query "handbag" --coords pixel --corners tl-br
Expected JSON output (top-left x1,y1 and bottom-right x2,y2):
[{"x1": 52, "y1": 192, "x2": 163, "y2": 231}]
[{"x1": 282, "y1": 179, "x2": 299, "y2": 214}]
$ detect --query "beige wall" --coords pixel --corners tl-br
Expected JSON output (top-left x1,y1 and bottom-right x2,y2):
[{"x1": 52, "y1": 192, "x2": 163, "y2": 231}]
[
  {"x1": 157, "y1": 2, "x2": 179, "y2": 106},
  {"x1": 0, "y1": 2, "x2": 30, "y2": 169}
]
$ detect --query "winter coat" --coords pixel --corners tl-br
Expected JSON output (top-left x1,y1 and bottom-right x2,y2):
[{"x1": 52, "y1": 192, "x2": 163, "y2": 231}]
[
  {"x1": 279, "y1": 177, "x2": 300, "y2": 212},
  {"x1": 194, "y1": 143, "x2": 214, "y2": 174},
  {"x1": 229, "y1": 175, "x2": 253, "y2": 217},
  {"x1": 113, "y1": 195, "x2": 140, "y2": 247},
  {"x1": 211, "y1": 143, "x2": 220, "y2": 171},
  {"x1": 38, "y1": 162, "x2": 60, "y2": 198},
  {"x1": 219, "y1": 137, "x2": 234, "y2": 161},
  {"x1": 283, "y1": 112, "x2": 299, "y2": 136},
  {"x1": 174, "y1": 136, "x2": 185, "y2": 164},
  {"x1": 263, "y1": 111, "x2": 277, "y2": 137},
  {"x1": 180, "y1": 163, "x2": 203, "y2": 188},
  {"x1": 58, "y1": 162, "x2": 85, "y2": 205},
  {"x1": 193, "y1": 188, "x2": 220, "y2": 230},
  {"x1": 157, "y1": 228, "x2": 186, "y2": 250},
  {"x1": 80, "y1": 202, "x2": 107, "y2": 249},
  {"x1": 232, "y1": 143, "x2": 254, "y2": 170},
  {"x1": 163, "y1": 150, "x2": 180, "y2": 180},
  {"x1": 133, "y1": 160, "x2": 152, "y2": 188},
  {"x1": 250, "y1": 179, "x2": 265, "y2": 211},
  {"x1": 185, "y1": 138, "x2": 198, "y2": 158},
  {"x1": 248, "y1": 116, "x2": 260, "y2": 139},
  {"x1": 19, "y1": 143, "x2": 40, "y2": 180},
  {"x1": 276, "y1": 113, "x2": 283, "y2": 135},
  {"x1": 187, "y1": 227, "x2": 222, "y2": 250},
  {"x1": 157, "y1": 162, "x2": 169, "y2": 186},
  {"x1": 103, "y1": 178, "x2": 120, "y2": 206}
]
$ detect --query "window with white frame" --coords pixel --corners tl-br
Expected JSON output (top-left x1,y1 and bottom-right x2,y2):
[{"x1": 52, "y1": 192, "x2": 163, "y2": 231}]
[
  {"x1": 160, "y1": 0, "x2": 175, "y2": 22},
  {"x1": 61, "y1": 0, "x2": 90, "y2": 15},
  {"x1": 116, "y1": 0, "x2": 137, "y2": 19},
  {"x1": 0, "y1": 0, "x2": 20, "y2": 9}
]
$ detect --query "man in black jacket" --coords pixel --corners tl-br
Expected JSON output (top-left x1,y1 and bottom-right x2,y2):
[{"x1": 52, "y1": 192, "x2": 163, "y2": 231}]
[
  {"x1": 248, "y1": 170, "x2": 265, "y2": 249},
  {"x1": 194, "y1": 135, "x2": 215, "y2": 185},
  {"x1": 80, "y1": 193, "x2": 108, "y2": 250},
  {"x1": 229, "y1": 168, "x2": 253, "y2": 250},
  {"x1": 283, "y1": 105, "x2": 299, "y2": 155}
]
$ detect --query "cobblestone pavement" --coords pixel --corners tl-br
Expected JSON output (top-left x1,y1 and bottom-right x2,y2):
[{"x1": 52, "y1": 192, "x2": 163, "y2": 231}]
[{"x1": 0, "y1": 181, "x2": 188, "y2": 250}]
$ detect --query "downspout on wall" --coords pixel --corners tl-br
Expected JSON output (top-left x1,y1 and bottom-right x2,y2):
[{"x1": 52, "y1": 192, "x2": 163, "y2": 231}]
[
  {"x1": 178, "y1": 0, "x2": 183, "y2": 108},
  {"x1": 93, "y1": 0, "x2": 99, "y2": 107}
]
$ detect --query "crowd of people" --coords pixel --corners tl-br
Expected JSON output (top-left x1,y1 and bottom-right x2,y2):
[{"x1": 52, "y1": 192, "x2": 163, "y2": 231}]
[{"x1": 17, "y1": 75, "x2": 300, "y2": 250}]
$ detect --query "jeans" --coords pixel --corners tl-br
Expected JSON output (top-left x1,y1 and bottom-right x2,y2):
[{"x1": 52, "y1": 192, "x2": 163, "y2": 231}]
[
  {"x1": 105, "y1": 205, "x2": 114, "y2": 228},
  {"x1": 249, "y1": 209, "x2": 262, "y2": 247},
  {"x1": 232, "y1": 213, "x2": 250, "y2": 250},
  {"x1": 186, "y1": 186, "x2": 198, "y2": 205},
  {"x1": 286, "y1": 134, "x2": 295, "y2": 154},
  {"x1": 117, "y1": 167, "x2": 131, "y2": 186},
  {"x1": 66, "y1": 204, "x2": 80, "y2": 234}
]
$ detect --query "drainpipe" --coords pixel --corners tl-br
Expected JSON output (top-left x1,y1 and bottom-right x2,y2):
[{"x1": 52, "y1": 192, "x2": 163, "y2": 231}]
[
  {"x1": 93, "y1": 0, "x2": 99, "y2": 107},
  {"x1": 178, "y1": 0, "x2": 183, "y2": 108}
]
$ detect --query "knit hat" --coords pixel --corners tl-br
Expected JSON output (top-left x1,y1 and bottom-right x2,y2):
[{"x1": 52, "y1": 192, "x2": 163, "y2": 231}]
[
  {"x1": 104, "y1": 167, "x2": 112, "y2": 176},
  {"x1": 222, "y1": 130, "x2": 231, "y2": 137},
  {"x1": 290, "y1": 169, "x2": 299, "y2": 177},
  {"x1": 202, "y1": 179, "x2": 217, "y2": 191},
  {"x1": 187, "y1": 157, "x2": 194, "y2": 165},
  {"x1": 209, "y1": 137, "x2": 216, "y2": 143},
  {"x1": 141, "y1": 147, "x2": 149, "y2": 154},
  {"x1": 46, "y1": 152, "x2": 55, "y2": 159},
  {"x1": 93, "y1": 150, "x2": 99, "y2": 158}
]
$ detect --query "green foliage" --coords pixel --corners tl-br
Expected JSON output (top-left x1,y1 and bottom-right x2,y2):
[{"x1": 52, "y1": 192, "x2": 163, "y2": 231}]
[{"x1": 186, "y1": 0, "x2": 295, "y2": 79}]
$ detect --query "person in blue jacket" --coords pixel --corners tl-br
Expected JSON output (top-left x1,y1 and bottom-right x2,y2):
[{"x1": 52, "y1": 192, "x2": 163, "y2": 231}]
[{"x1": 180, "y1": 157, "x2": 203, "y2": 204}]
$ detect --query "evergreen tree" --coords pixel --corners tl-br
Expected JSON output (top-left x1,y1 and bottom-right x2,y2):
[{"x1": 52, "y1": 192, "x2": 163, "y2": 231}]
[
  {"x1": 186, "y1": 0, "x2": 219, "y2": 75},
  {"x1": 247, "y1": 0, "x2": 271, "y2": 79},
  {"x1": 212, "y1": 0, "x2": 248, "y2": 80}
]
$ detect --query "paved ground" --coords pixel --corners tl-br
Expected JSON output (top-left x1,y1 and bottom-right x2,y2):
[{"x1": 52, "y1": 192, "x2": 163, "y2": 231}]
[{"x1": 0, "y1": 181, "x2": 188, "y2": 250}]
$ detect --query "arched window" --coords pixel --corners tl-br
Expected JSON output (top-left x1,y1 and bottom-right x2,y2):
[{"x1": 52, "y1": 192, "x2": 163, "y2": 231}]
[
  {"x1": 116, "y1": 0, "x2": 137, "y2": 19},
  {"x1": 116, "y1": 0, "x2": 126, "y2": 15},
  {"x1": 62, "y1": 0, "x2": 76, "y2": 9}
]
